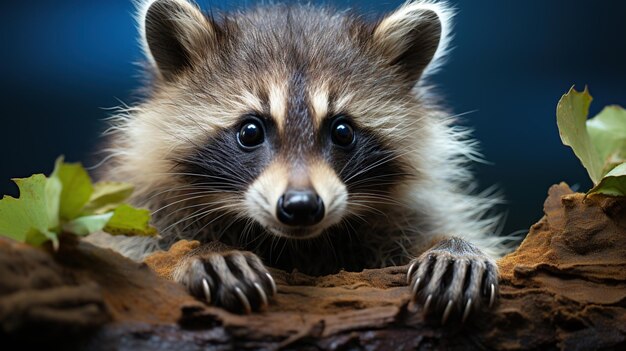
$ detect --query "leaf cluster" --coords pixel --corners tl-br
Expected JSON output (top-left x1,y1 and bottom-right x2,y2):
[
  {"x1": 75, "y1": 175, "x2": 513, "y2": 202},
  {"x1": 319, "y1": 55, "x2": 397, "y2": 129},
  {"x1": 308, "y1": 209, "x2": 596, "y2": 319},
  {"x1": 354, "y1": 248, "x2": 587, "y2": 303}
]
[
  {"x1": 0, "y1": 157, "x2": 157, "y2": 248},
  {"x1": 557, "y1": 87, "x2": 626, "y2": 196}
]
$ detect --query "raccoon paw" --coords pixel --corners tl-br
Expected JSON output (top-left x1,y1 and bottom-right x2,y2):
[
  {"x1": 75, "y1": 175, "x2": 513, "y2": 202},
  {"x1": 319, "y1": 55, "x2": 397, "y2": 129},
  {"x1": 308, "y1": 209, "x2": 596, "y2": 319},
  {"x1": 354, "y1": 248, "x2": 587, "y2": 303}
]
[
  {"x1": 174, "y1": 250, "x2": 277, "y2": 314},
  {"x1": 406, "y1": 237, "x2": 498, "y2": 324}
]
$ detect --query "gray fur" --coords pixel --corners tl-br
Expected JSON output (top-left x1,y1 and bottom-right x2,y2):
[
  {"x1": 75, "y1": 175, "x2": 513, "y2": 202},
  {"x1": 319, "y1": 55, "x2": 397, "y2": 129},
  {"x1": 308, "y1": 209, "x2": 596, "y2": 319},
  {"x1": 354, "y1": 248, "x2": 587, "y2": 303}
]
[{"x1": 91, "y1": 0, "x2": 514, "y2": 318}]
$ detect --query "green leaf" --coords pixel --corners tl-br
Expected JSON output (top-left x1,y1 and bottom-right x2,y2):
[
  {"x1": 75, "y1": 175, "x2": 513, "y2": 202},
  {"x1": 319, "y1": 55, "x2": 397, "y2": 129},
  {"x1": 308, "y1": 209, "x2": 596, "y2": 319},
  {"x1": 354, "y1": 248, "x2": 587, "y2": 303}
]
[
  {"x1": 557, "y1": 87, "x2": 626, "y2": 196},
  {"x1": 44, "y1": 172, "x2": 62, "y2": 230},
  {"x1": 50, "y1": 157, "x2": 94, "y2": 220},
  {"x1": 1, "y1": 157, "x2": 155, "y2": 248},
  {"x1": 0, "y1": 175, "x2": 55, "y2": 245},
  {"x1": 556, "y1": 86, "x2": 604, "y2": 183},
  {"x1": 82, "y1": 182, "x2": 134, "y2": 215},
  {"x1": 586, "y1": 105, "x2": 626, "y2": 174},
  {"x1": 588, "y1": 163, "x2": 626, "y2": 196},
  {"x1": 26, "y1": 228, "x2": 59, "y2": 250},
  {"x1": 63, "y1": 213, "x2": 114, "y2": 236},
  {"x1": 103, "y1": 204, "x2": 157, "y2": 237}
]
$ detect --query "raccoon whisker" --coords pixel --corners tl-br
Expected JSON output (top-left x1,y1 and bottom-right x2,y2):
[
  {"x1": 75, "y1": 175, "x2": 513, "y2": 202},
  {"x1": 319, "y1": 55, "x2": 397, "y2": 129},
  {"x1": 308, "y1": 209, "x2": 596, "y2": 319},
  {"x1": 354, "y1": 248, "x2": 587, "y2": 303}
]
[
  {"x1": 341, "y1": 217, "x2": 358, "y2": 235},
  {"x1": 162, "y1": 203, "x2": 239, "y2": 233},
  {"x1": 157, "y1": 170, "x2": 247, "y2": 186},
  {"x1": 344, "y1": 209, "x2": 372, "y2": 225},
  {"x1": 346, "y1": 171, "x2": 414, "y2": 186},
  {"x1": 158, "y1": 170, "x2": 241, "y2": 183},
  {"x1": 154, "y1": 189, "x2": 238, "y2": 203},
  {"x1": 275, "y1": 236, "x2": 290, "y2": 263},
  {"x1": 320, "y1": 229, "x2": 338, "y2": 263},
  {"x1": 350, "y1": 199, "x2": 403, "y2": 208},
  {"x1": 350, "y1": 191, "x2": 407, "y2": 203},
  {"x1": 144, "y1": 185, "x2": 235, "y2": 202},
  {"x1": 152, "y1": 193, "x2": 239, "y2": 215},
  {"x1": 338, "y1": 219, "x2": 351, "y2": 241},
  {"x1": 159, "y1": 208, "x2": 230, "y2": 233},
  {"x1": 178, "y1": 202, "x2": 241, "y2": 233},
  {"x1": 185, "y1": 158, "x2": 253, "y2": 184},
  {"x1": 208, "y1": 215, "x2": 241, "y2": 245},
  {"x1": 156, "y1": 172, "x2": 243, "y2": 187},
  {"x1": 343, "y1": 149, "x2": 417, "y2": 184},
  {"x1": 160, "y1": 204, "x2": 215, "y2": 228},
  {"x1": 348, "y1": 202, "x2": 390, "y2": 218},
  {"x1": 348, "y1": 185, "x2": 403, "y2": 194},
  {"x1": 156, "y1": 199, "x2": 241, "y2": 221},
  {"x1": 184, "y1": 207, "x2": 239, "y2": 238},
  {"x1": 342, "y1": 151, "x2": 409, "y2": 183},
  {"x1": 154, "y1": 189, "x2": 239, "y2": 204},
  {"x1": 338, "y1": 144, "x2": 389, "y2": 178},
  {"x1": 349, "y1": 197, "x2": 405, "y2": 208},
  {"x1": 268, "y1": 235, "x2": 279, "y2": 263},
  {"x1": 251, "y1": 229, "x2": 273, "y2": 255},
  {"x1": 239, "y1": 218, "x2": 256, "y2": 246},
  {"x1": 170, "y1": 154, "x2": 254, "y2": 182},
  {"x1": 349, "y1": 184, "x2": 407, "y2": 194},
  {"x1": 337, "y1": 145, "x2": 366, "y2": 177},
  {"x1": 179, "y1": 150, "x2": 258, "y2": 180}
]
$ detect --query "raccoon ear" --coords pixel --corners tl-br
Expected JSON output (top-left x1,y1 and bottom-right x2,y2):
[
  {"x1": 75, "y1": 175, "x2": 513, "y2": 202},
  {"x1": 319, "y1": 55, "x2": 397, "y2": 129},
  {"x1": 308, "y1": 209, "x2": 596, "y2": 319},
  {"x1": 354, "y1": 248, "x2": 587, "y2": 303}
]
[
  {"x1": 372, "y1": 1, "x2": 452, "y2": 84},
  {"x1": 139, "y1": 0, "x2": 215, "y2": 81}
]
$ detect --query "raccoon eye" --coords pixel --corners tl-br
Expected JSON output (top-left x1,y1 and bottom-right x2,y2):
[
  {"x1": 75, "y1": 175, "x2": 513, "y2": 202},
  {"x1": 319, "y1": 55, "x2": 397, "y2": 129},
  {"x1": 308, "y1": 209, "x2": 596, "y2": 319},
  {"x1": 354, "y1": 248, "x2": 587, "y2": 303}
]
[
  {"x1": 331, "y1": 118, "x2": 355, "y2": 148},
  {"x1": 237, "y1": 118, "x2": 265, "y2": 149}
]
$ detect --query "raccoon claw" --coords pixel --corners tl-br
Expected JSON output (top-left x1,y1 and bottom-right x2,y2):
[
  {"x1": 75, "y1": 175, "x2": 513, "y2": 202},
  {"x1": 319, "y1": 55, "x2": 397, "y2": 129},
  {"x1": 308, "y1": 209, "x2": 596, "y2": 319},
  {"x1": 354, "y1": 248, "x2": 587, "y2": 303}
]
[
  {"x1": 423, "y1": 294, "x2": 433, "y2": 315},
  {"x1": 265, "y1": 272, "x2": 277, "y2": 296},
  {"x1": 462, "y1": 298, "x2": 472, "y2": 323},
  {"x1": 254, "y1": 282, "x2": 269, "y2": 308},
  {"x1": 234, "y1": 287, "x2": 252, "y2": 314},
  {"x1": 406, "y1": 238, "x2": 499, "y2": 324},
  {"x1": 442, "y1": 299, "x2": 454, "y2": 324},
  {"x1": 407, "y1": 260, "x2": 418, "y2": 284},
  {"x1": 175, "y1": 250, "x2": 275, "y2": 314},
  {"x1": 201, "y1": 277, "x2": 212, "y2": 304}
]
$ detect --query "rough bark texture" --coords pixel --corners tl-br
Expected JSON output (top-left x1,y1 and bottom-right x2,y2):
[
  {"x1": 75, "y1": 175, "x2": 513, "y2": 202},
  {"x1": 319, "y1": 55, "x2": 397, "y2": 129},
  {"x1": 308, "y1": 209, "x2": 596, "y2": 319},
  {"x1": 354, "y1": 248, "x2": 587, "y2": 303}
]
[{"x1": 0, "y1": 183, "x2": 625, "y2": 350}]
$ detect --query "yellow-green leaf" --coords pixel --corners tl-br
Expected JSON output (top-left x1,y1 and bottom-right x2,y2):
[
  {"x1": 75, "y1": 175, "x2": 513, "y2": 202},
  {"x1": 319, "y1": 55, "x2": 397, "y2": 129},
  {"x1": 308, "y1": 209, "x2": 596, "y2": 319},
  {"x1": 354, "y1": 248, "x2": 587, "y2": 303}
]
[
  {"x1": 0, "y1": 175, "x2": 55, "y2": 244},
  {"x1": 1, "y1": 157, "x2": 156, "y2": 248},
  {"x1": 556, "y1": 87, "x2": 603, "y2": 184},
  {"x1": 588, "y1": 163, "x2": 626, "y2": 196},
  {"x1": 103, "y1": 204, "x2": 157, "y2": 237},
  {"x1": 63, "y1": 213, "x2": 114, "y2": 236},
  {"x1": 26, "y1": 228, "x2": 59, "y2": 250},
  {"x1": 45, "y1": 172, "x2": 62, "y2": 230},
  {"x1": 51, "y1": 157, "x2": 94, "y2": 220},
  {"x1": 587, "y1": 105, "x2": 626, "y2": 175},
  {"x1": 82, "y1": 181, "x2": 134, "y2": 215}
]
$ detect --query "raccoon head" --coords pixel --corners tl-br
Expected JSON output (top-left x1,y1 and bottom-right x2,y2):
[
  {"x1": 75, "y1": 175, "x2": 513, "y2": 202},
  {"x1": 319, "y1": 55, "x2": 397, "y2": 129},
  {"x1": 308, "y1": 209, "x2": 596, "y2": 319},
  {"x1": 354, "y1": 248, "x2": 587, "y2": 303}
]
[{"x1": 134, "y1": 0, "x2": 451, "y2": 240}]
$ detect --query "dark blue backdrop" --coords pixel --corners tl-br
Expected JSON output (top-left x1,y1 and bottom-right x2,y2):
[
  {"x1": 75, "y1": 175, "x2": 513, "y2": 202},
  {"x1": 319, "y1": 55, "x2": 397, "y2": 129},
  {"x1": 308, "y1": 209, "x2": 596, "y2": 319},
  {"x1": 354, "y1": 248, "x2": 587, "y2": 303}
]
[{"x1": 1, "y1": 1, "x2": 625, "y2": 236}]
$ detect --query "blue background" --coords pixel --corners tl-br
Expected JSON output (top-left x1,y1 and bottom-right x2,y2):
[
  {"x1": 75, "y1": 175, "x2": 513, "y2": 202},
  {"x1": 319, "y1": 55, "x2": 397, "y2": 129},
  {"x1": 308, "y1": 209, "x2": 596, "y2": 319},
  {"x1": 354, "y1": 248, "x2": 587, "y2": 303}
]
[{"x1": 1, "y1": 0, "x2": 625, "y2": 236}]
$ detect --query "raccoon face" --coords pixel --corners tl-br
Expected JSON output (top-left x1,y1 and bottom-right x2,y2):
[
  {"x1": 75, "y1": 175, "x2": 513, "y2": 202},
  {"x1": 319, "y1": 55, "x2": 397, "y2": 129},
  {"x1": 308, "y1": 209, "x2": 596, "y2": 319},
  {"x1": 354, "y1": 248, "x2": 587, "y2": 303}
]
[{"x1": 138, "y1": 0, "x2": 448, "y2": 239}]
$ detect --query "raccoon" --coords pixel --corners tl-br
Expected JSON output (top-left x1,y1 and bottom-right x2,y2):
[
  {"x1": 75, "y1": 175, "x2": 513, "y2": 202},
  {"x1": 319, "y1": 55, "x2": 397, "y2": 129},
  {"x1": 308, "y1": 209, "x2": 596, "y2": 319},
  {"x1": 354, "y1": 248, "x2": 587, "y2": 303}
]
[{"x1": 90, "y1": 0, "x2": 510, "y2": 323}]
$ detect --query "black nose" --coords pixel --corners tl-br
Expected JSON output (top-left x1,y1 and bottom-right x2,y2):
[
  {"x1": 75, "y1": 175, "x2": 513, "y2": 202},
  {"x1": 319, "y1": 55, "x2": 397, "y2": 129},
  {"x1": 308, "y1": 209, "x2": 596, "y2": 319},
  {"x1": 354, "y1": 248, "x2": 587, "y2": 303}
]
[{"x1": 277, "y1": 189, "x2": 325, "y2": 226}]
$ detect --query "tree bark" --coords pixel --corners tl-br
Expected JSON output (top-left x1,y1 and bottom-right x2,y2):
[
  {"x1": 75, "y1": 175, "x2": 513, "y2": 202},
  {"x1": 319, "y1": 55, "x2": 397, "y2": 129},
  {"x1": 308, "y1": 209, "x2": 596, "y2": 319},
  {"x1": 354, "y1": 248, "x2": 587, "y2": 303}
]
[{"x1": 1, "y1": 183, "x2": 625, "y2": 350}]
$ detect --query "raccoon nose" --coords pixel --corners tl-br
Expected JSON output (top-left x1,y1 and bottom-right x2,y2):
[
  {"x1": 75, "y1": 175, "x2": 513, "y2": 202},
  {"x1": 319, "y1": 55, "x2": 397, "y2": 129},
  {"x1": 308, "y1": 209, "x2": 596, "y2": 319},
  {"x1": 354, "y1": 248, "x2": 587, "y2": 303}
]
[{"x1": 277, "y1": 189, "x2": 325, "y2": 226}]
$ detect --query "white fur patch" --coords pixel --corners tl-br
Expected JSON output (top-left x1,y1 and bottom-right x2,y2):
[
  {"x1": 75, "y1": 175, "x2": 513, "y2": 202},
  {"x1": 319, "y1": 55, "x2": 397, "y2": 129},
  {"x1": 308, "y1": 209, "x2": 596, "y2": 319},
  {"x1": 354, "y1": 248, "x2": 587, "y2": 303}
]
[
  {"x1": 375, "y1": 0, "x2": 454, "y2": 77},
  {"x1": 310, "y1": 85, "x2": 329, "y2": 126},
  {"x1": 308, "y1": 161, "x2": 348, "y2": 230},
  {"x1": 244, "y1": 161, "x2": 289, "y2": 229},
  {"x1": 135, "y1": 0, "x2": 212, "y2": 75},
  {"x1": 268, "y1": 82, "x2": 288, "y2": 132}
]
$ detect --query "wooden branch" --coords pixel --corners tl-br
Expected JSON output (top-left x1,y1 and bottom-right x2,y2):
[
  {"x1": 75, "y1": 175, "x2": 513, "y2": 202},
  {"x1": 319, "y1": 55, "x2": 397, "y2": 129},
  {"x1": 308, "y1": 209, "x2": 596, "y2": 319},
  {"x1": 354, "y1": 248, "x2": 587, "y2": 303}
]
[{"x1": 1, "y1": 183, "x2": 625, "y2": 350}]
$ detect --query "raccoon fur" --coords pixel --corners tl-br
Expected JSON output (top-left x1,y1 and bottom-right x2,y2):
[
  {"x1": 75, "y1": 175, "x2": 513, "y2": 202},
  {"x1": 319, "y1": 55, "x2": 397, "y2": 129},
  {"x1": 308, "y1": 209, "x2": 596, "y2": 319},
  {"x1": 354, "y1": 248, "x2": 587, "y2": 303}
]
[{"x1": 89, "y1": 0, "x2": 511, "y2": 322}]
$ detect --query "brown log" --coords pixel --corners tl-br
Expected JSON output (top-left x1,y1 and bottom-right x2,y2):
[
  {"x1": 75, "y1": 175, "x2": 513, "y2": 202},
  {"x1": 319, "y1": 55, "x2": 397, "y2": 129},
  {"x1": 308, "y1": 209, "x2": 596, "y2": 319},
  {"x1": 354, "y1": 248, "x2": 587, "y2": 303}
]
[{"x1": 0, "y1": 183, "x2": 625, "y2": 350}]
